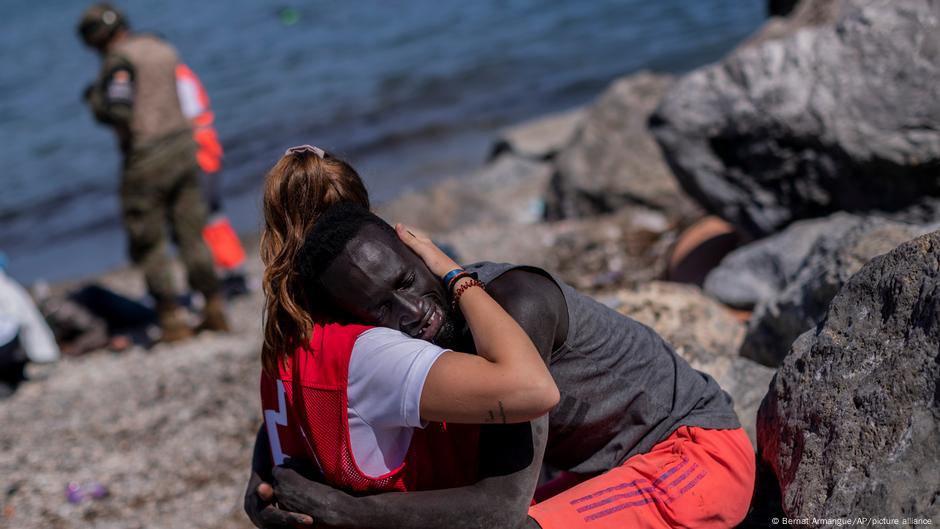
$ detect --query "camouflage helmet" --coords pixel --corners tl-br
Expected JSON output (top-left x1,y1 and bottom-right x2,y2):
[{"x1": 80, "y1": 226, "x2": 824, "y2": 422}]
[{"x1": 77, "y1": 3, "x2": 127, "y2": 48}]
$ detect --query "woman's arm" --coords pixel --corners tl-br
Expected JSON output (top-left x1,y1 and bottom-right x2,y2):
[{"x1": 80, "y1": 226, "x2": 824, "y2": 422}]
[{"x1": 396, "y1": 224, "x2": 560, "y2": 425}]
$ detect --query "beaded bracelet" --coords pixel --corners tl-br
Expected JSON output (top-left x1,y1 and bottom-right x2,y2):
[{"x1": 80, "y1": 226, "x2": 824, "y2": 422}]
[{"x1": 451, "y1": 278, "x2": 485, "y2": 311}]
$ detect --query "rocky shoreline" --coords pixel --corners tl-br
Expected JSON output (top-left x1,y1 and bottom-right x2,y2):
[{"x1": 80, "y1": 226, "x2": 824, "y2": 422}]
[{"x1": 2, "y1": 0, "x2": 938, "y2": 527}]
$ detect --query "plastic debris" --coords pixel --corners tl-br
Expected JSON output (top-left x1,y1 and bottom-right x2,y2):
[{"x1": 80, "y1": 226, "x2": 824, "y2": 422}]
[{"x1": 65, "y1": 482, "x2": 109, "y2": 504}]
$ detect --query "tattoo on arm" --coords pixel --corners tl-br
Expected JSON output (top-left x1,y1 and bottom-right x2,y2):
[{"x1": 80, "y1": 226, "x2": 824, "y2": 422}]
[{"x1": 484, "y1": 401, "x2": 507, "y2": 424}]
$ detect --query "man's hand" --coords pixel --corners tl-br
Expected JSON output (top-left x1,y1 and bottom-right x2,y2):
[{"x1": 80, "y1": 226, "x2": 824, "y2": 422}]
[
  {"x1": 246, "y1": 426, "x2": 313, "y2": 527},
  {"x1": 244, "y1": 470, "x2": 314, "y2": 528},
  {"x1": 271, "y1": 466, "x2": 337, "y2": 527}
]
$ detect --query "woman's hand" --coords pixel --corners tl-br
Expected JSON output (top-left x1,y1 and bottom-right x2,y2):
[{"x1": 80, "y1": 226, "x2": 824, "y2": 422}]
[{"x1": 395, "y1": 223, "x2": 460, "y2": 279}]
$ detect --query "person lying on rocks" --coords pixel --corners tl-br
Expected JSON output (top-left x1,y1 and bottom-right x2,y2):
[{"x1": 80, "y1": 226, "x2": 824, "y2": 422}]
[
  {"x1": 246, "y1": 201, "x2": 757, "y2": 529},
  {"x1": 34, "y1": 283, "x2": 159, "y2": 355}
]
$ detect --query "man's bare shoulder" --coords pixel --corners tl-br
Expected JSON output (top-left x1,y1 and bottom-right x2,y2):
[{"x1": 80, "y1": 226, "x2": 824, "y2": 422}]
[{"x1": 485, "y1": 268, "x2": 566, "y2": 323}]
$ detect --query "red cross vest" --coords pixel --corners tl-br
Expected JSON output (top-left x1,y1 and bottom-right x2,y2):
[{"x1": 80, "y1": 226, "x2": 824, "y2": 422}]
[{"x1": 259, "y1": 323, "x2": 479, "y2": 492}]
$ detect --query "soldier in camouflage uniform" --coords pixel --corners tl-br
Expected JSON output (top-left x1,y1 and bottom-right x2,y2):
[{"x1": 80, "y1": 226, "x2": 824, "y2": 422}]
[{"x1": 78, "y1": 3, "x2": 228, "y2": 341}]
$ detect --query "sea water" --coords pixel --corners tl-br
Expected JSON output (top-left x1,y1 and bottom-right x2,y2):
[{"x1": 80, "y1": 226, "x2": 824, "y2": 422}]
[{"x1": 0, "y1": 0, "x2": 764, "y2": 282}]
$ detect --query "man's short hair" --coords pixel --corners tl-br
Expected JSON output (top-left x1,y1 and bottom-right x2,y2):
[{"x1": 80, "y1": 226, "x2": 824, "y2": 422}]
[{"x1": 297, "y1": 202, "x2": 395, "y2": 315}]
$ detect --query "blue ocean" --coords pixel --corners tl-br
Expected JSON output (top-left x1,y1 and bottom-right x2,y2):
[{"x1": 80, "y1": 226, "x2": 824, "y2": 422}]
[{"x1": 0, "y1": 0, "x2": 765, "y2": 283}]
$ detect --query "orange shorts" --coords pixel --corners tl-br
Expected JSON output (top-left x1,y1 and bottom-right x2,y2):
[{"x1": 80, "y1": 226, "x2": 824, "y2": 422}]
[{"x1": 529, "y1": 426, "x2": 755, "y2": 529}]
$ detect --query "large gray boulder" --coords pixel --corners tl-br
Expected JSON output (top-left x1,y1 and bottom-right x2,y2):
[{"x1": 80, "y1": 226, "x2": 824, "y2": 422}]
[
  {"x1": 611, "y1": 281, "x2": 775, "y2": 444},
  {"x1": 704, "y1": 212, "x2": 862, "y2": 309},
  {"x1": 757, "y1": 230, "x2": 940, "y2": 519},
  {"x1": 651, "y1": 0, "x2": 940, "y2": 237},
  {"x1": 742, "y1": 217, "x2": 930, "y2": 366},
  {"x1": 546, "y1": 72, "x2": 701, "y2": 222}
]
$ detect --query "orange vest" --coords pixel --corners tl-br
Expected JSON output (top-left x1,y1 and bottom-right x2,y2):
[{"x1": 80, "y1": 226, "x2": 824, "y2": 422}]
[{"x1": 175, "y1": 63, "x2": 223, "y2": 173}]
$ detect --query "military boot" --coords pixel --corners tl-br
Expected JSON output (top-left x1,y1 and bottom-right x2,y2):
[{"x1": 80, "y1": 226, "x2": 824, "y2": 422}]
[
  {"x1": 158, "y1": 304, "x2": 194, "y2": 343},
  {"x1": 198, "y1": 293, "x2": 230, "y2": 333}
]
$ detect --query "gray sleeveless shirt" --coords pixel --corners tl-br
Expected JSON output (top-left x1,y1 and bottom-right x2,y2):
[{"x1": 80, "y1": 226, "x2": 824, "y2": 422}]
[{"x1": 466, "y1": 262, "x2": 740, "y2": 473}]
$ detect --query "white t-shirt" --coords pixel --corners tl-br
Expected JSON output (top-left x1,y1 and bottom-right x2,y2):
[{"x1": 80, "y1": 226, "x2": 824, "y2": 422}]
[
  {"x1": 0, "y1": 270, "x2": 59, "y2": 363},
  {"x1": 346, "y1": 327, "x2": 448, "y2": 477},
  {"x1": 176, "y1": 75, "x2": 205, "y2": 120}
]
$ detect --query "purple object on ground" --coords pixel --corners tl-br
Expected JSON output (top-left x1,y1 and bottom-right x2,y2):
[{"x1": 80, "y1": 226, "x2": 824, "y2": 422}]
[{"x1": 65, "y1": 482, "x2": 110, "y2": 504}]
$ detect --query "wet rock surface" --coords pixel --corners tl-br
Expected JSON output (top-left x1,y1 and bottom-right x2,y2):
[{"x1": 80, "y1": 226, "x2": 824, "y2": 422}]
[
  {"x1": 756, "y1": 230, "x2": 940, "y2": 519},
  {"x1": 652, "y1": 0, "x2": 940, "y2": 237}
]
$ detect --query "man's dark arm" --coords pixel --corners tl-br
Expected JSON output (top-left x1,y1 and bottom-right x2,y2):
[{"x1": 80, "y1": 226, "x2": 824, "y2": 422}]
[
  {"x1": 270, "y1": 270, "x2": 567, "y2": 529},
  {"x1": 274, "y1": 416, "x2": 547, "y2": 529},
  {"x1": 483, "y1": 269, "x2": 569, "y2": 361},
  {"x1": 244, "y1": 425, "x2": 314, "y2": 528}
]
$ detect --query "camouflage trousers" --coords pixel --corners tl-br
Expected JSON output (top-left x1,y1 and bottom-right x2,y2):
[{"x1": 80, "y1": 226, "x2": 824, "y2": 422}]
[{"x1": 120, "y1": 132, "x2": 219, "y2": 308}]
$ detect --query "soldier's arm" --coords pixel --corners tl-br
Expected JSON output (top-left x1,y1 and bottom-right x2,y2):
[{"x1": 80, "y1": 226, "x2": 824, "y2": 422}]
[
  {"x1": 266, "y1": 274, "x2": 566, "y2": 529},
  {"x1": 85, "y1": 57, "x2": 134, "y2": 130}
]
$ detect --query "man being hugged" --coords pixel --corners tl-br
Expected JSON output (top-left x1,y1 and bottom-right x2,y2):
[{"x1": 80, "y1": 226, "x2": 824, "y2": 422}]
[{"x1": 248, "y1": 203, "x2": 755, "y2": 529}]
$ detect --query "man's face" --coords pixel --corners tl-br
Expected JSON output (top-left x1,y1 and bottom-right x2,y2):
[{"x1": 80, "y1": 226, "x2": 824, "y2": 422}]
[{"x1": 319, "y1": 224, "x2": 461, "y2": 346}]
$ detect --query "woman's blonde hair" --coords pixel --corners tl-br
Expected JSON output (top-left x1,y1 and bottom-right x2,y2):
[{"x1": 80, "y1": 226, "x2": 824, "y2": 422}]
[{"x1": 260, "y1": 148, "x2": 369, "y2": 375}]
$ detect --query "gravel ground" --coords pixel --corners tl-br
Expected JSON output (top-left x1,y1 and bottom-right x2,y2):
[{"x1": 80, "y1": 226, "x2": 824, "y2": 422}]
[{"x1": 0, "y1": 259, "x2": 265, "y2": 529}]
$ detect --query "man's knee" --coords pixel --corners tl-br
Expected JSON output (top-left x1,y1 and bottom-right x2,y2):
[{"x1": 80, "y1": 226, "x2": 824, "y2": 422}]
[
  {"x1": 170, "y1": 188, "x2": 211, "y2": 251},
  {"x1": 174, "y1": 167, "x2": 209, "y2": 221},
  {"x1": 126, "y1": 228, "x2": 166, "y2": 264}
]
